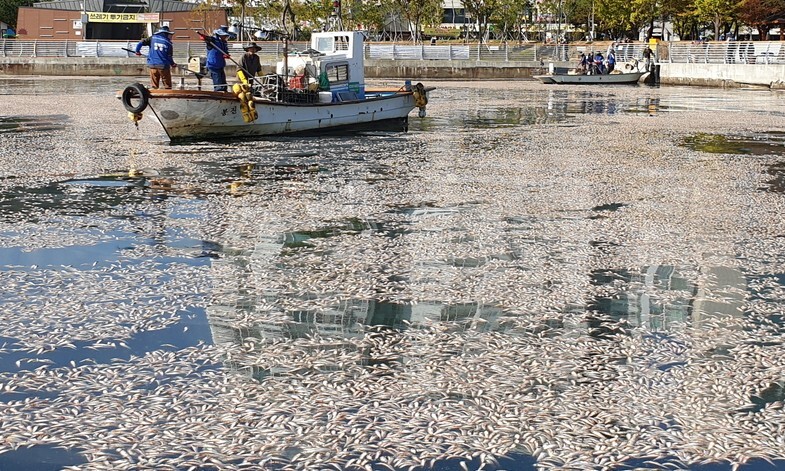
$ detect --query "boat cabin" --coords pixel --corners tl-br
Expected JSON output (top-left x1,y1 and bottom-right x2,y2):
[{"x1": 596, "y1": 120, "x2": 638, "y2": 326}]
[{"x1": 274, "y1": 31, "x2": 366, "y2": 102}]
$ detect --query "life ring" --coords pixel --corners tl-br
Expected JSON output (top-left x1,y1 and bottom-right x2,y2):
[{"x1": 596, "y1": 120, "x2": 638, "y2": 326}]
[{"x1": 121, "y1": 83, "x2": 149, "y2": 114}]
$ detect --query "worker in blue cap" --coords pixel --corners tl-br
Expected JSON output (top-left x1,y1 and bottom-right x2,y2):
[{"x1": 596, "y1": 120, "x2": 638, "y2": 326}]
[
  {"x1": 198, "y1": 28, "x2": 231, "y2": 92},
  {"x1": 134, "y1": 25, "x2": 176, "y2": 89}
]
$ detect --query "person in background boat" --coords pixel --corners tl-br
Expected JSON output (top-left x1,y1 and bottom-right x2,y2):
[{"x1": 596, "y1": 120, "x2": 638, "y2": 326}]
[
  {"x1": 593, "y1": 52, "x2": 606, "y2": 74},
  {"x1": 577, "y1": 53, "x2": 588, "y2": 74},
  {"x1": 240, "y1": 42, "x2": 262, "y2": 78},
  {"x1": 605, "y1": 42, "x2": 616, "y2": 61},
  {"x1": 134, "y1": 25, "x2": 176, "y2": 89},
  {"x1": 203, "y1": 29, "x2": 231, "y2": 92},
  {"x1": 606, "y1": 48, "x2": 616, "y2": 74}
]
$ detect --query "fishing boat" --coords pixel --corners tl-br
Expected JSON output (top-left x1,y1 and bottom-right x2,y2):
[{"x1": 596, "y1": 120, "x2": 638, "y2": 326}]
[
  {"x1": 118, "y1": 30, "x2": 432, "y2": 141},
  {"x1": 534, "y1": 71, "x2": 647, "y2": 84},
  {"x1": 534, "y1": 59, "x2": 649, "y2": 85}
]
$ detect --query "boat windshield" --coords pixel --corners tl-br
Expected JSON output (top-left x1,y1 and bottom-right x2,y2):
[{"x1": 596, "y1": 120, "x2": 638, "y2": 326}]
[
  {"x1": 314, "y1": 35, "x2": 351, "y2": 54},
  {"x1": 315, "y1": 37, "x2": 334, "y2": 53}
]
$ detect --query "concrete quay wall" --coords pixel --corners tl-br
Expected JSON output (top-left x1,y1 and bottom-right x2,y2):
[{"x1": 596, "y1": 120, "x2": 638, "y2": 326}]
[
  {"x1": 658, "y1": 63, "x2": 785, "y2": 88},
  {"x1": 0, "y1": 57, "x2": 548, "y2": 80},
  {"x1": 0, "y1": 57, "x2": 149, "y2": 76},
  {"x1": 364, "y1": 60, "x2": 546, "y2": 79}
]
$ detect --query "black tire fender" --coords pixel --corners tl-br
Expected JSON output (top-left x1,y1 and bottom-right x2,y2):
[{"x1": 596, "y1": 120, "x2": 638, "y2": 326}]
[{"x1": 121, "y1": 83, "x2": 149, "y2": 114}]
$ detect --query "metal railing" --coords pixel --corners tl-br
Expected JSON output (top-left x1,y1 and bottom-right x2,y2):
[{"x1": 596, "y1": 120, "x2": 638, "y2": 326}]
[
  {"x1": 0, "y1": 38, "x2": 648, "y2": 63},
  {"x1": 666, "y1": 41, "x2": 784, "y2": 64},
  {"x1": 0, "y1": 39, "x2": 292, "y2": 61},
  {"x1": 3, "y1": 38, "x2": 784, "y2": 65}
]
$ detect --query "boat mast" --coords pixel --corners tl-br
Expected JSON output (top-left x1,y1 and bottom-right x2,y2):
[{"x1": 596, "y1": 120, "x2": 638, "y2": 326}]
[{"x1": 281, "y1": 0, "x2": 293, "y2": 83}]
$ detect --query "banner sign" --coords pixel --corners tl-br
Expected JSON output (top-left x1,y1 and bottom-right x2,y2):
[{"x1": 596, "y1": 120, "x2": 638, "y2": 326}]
[{"x1": 86, "y1": 12, "x2": 160, "y2": 23}]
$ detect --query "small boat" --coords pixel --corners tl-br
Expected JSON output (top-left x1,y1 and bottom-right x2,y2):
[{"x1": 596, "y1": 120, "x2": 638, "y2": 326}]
[
  {"x1": 534, "y1": 59, "x2": 650, "y2": 85},
  {"x1": 118, "y1": 31, "x2": 432, "y2": 142},
  {"x1": 534, "y1": 70, "x2": 647, "y2": 84}
]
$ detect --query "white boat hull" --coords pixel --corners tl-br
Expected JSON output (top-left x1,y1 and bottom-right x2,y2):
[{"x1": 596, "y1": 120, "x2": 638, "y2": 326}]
[
  {"x1": 140, "y1": 89, "x2": 421, "y2": 141},
  {"x1": 534, "y1": 71, "x2": 647, "y2": 84},
  {"x1": 120, "y1": 32, "x2": 431, "y2": 142}
]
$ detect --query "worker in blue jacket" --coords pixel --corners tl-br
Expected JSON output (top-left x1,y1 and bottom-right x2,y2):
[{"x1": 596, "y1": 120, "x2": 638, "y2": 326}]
[
  {"x1": 201, "y1": 29, "x2": 231, "y2": 92},
  {"x1": 135, "y1": 25, "x2": 176, "y2": 89}
]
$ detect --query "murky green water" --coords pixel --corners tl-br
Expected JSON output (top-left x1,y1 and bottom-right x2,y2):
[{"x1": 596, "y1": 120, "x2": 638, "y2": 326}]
[{"x1": 1, "y1": 77, "x2": 785, "y2": 470}]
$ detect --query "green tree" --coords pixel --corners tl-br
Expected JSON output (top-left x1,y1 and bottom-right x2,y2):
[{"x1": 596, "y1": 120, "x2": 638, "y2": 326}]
[
  {"x1": 391, "y1": 0, "x2": 441, "y2": 42},
  {"x1": 0, "y1": 0, "x2": 36, "y2": 28},
  {"x1": 533, "y1": 0, "x2": 561, "y2": 41},
  {"x1": 291, "y1": 0, "x2": 330, "y2": 31},
  {"x1": 564, "y1": 0, "x2": 594, "y2": 39},
  {"x1": 594, "y1": 0, "x2": 637, "y2": 39},
  {"x1": 631, "y1": 0, "x2": 658, "y2": 40},
  {"x1": 351, "y1": 0, "x2": 395, "y2": 35},
  {"x1": 490, "y1": 0, "x2": 534, "y2": 41},
  {"x1": 242, "y1": 0, "x2": 284, "y2": 35},
  {"x1": 660, "y1": 0, "x2": 699, "y2": 39},
  {"x1": 693, "y1": 0, "x2": 739, "y2": 39}
]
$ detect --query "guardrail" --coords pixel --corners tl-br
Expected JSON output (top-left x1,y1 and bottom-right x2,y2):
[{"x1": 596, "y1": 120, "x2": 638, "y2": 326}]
[
  {"x1": 0, "y1": 39, "x2": 290, "y2": 61},
  {"x1": 666, "y1": 41, "x2": 784, "y2": 64},
  {"x1": 0, "y1": 38, "x2": 654, "y2": 63},
  {"x1": 3, "y1": 38, "x2": 783, "y2": 66}
]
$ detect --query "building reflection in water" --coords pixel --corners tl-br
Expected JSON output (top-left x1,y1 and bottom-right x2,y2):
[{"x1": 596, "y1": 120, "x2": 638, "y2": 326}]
[
  {"x1": 197, "y1": 161, "x2": 749, "y2": 381},
  {"x1": 587, "y1": 264, "x2": 744, "y2": 331}
]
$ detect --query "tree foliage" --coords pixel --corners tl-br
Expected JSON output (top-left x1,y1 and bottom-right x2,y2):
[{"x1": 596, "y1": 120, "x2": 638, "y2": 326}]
[
  {"x1": 391, "y1": 0, "x2": 441, "y2": 42},
  {"x1": 488, "y1": 0, "x2": 532, "y2": 41},
  {"x1": 738, "y1": 0, "x2": 785, "y2": 39},
  {"x1": 2, "y1": 0, "x2": 778, "y2": 43},
  {"x1": 466, "y1": 0, "x2": 512, "y2": 43},
  {"x1": 351, "y1": 0, "x2": 396, "y2": 34},
  {"x1": 595, "y1": 0, "x2": 638, "y2": 39},
  {"x1": 0, "y1": 0, "x2": 35, "y2": 28},
  {"x1": 693, "y1": 0, "x2": 738, "y2": 39}
]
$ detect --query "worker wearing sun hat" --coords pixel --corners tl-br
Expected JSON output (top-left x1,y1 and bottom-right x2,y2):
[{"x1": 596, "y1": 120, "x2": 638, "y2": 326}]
[
  {"x1": 202, "y1": 28, "x2": 231, "y2": 91},
  {"x1": 134, "y1": 25, "x2": 176, "y2": 89},
  {"x1": 240, "y1": 42, "x2": 262, "y2": 78}
]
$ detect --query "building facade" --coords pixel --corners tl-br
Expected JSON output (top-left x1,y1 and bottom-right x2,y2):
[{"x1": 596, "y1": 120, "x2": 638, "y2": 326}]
[{"x1": 16, "y1": 0, "x2": 227, "y2": 41}]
